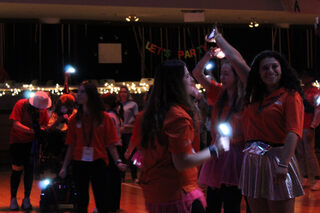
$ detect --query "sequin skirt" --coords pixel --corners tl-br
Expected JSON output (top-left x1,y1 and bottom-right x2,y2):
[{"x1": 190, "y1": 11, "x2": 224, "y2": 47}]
[{"x1": 239, "y1": 142, "x2": 304, "y2": 200}]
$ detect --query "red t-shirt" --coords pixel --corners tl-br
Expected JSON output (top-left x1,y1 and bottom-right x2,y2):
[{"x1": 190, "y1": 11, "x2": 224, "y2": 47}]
[
  {"x1": 139, "y1": 105, "x2": 199, "y2": 203},
  {"x1": 206, "y1": 81, "x2": 244, "y2": 145},
  {"x1": 9, "y1": 99, "x2": 49, "y2": 144},
  {"x1": 66, "y1": 111, "x2": 119, "y2": 165},
  {"x1": 303, "y1": 86, "x2": 320, "y2": 128},
  {"x1": 132, "y1": 110, "x2": 201, "y2": 152},
  {"x1": 243, "y1": 88, "x2": 304, "y2": 144}
]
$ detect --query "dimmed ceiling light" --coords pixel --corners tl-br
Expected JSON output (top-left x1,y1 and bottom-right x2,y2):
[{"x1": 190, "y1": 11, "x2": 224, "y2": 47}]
[
  {"x1": 126, "y1": 15, "x2": 139, "y2": 22},
  {"x1": 249, "y1": 19, "x2": 259, "y2": 28}
]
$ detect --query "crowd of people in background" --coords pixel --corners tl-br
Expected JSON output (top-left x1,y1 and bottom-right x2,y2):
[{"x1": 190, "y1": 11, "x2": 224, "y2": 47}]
[{"x1": 7, "y1": 27, "x2": 320, "y2": 213}]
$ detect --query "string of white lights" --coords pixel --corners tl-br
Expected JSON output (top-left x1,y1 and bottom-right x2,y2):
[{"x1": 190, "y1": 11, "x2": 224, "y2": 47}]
[{"x1": 0, "y1": 82, "x2": 205, "y2": 97}]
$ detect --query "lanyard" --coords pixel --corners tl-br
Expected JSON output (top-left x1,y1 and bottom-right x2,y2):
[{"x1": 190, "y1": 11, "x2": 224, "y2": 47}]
[{"x1": 81, "y1": 118, "x2": 94, "y2": 146}]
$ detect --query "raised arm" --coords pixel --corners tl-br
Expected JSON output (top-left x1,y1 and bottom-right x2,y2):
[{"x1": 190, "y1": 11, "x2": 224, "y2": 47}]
[
  {"x1": 192, "y1": 51, "x2": 213, "y2": 91},
  {"x1": 214, "y1": 33, "x2": 250, "y2": 85}
]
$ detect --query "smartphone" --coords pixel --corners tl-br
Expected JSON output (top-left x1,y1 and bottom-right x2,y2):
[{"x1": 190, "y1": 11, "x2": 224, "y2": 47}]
[{"x1": 207, "y1": 28, "x2": 216, "y2": 40}]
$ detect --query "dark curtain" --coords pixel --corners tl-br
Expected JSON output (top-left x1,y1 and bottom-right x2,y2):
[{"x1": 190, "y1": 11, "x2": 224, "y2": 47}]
[{"x1": 0, "y1": 21, "x2": 318, "y2": 84}]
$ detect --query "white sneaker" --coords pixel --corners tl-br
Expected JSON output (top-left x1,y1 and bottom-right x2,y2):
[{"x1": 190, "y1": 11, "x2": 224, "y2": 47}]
[
  {"x1": 9, "y1": 197, "x2": 19, "y2": 210},
  {"x1": 21, "y1": 197, "x2": 32, "y2": 210},
  {"x1": 311, "y1": 180, "x2": 320, "y2": 191}
]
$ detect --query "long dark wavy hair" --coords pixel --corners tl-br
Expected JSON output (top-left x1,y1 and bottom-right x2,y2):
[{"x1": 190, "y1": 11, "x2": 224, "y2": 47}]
[
  {"x1": 245, "y1": 50, "x2": 303, "y2": 105},
  {"x1": 140, "y1": 60, "x2": 194, "y2": 149},
  {"x1": 75, "y1": 81, "x2": 105, "y2": 124},
  {"x1": 215, "y1": 60, "x2": 245, "y2": 115}
]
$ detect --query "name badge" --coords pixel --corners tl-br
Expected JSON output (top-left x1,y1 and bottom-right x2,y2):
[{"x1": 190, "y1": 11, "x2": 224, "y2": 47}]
[{"x1": 82, "y1": 146, "x2": 94, "y2": 162}]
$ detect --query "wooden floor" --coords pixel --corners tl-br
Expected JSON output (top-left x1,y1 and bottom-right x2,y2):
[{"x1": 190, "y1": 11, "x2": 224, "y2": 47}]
[{"x1": 0, "y1": 170, "x2": 319, "y2": 213}]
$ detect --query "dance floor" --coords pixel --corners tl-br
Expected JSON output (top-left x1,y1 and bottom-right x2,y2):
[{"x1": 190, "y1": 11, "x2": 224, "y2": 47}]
[{"x1": 0, "y1": 170, "x2": 319, "y2": 213}]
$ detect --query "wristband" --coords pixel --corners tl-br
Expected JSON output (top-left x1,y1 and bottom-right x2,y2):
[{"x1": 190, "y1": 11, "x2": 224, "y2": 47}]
[
  {"x1": 277, "y1": 162, "x2": 288, "y2": 169},
  {"x1": 209, "y1": 145, "x2": 219, "y2": 158}
]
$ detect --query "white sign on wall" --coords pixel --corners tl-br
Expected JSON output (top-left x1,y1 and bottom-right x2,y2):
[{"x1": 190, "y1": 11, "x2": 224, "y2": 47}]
[{"x1": 98, "y1": 43, "x2": 122, "y2": 64}]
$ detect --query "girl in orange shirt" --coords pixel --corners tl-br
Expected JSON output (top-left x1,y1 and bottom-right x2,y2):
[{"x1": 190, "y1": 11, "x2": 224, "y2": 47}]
[
  {"x1": 139, "y1": 60, "x2": 223, "y2": 213},
  {"x1": 59, "y1": 81, "x2": 126, "y2": 213},
  {"x1": 194, "y1": 51, "x2": 246, "y2": 213},
  {"x1": 212, "y1": 29, "x2": 304, "y2": 213}
]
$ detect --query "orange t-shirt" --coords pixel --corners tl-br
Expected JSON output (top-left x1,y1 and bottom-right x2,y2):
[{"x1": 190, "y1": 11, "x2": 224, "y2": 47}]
[
  {"x1": 132, "y1": 110, "x2": 201, "y2": 152},
  {"x1": 243, "y1": 88, "x2": 304, "y2": 144},
  {"x1": 206, "y1": 81, "x2": 244, "y2": 145},
  {"x1": 9, "y1": 99, "x2": 49, "y2": 144},
  {"x1": 139, "y1": 105, "x2": 199, "y2": 204},
  {"x1": 66, "y1": 111, "x2": 119, "y2": 165}
]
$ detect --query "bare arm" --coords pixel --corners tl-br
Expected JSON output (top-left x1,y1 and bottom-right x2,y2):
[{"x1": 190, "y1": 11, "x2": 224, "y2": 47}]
[
  {"x1": 13, "y1": 120, "x2": 34, "y2": 134},
  {"x1": 125, "y1": 141, "x2": 136, "y2": 160},
  {"x1": 61, "y1": 145, "x2": 74, "y2": 169},
  {"x1": 192, "y1": 51, "x2": 213, "y2": 91},
  {"x1": 107, "y1": 144, "x2": 127, "y2": 171},
  {"x1": 47, "y1": 113, "x2": 65, "y2": 131},
  {"x1": 59, "y1": 145, "x2": 74, "y2": 178},
  {"x1": 274, "y1": 132, "x2": 299, "y2": 183},
  {"x1": 171, "y1": 144, "x2": 220, "y2": 171},
  {"x1": 107, "y1": 144, "x2": 121, "y2": 162},
  {"x1": 215, "y1": 33, "x2": 250, "y2": 85},
  {"x1": 279, "y1": 132, "x2": 299, "y2": 166}
]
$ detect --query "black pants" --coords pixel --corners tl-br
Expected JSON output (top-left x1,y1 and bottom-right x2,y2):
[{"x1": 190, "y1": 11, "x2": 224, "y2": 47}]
[
  {"x1": 192, "y1": 199, "x2": 205, "y2": 213},
  {"x1": 206, "y1": 185, "x2": 242, "y2": 213},
  {"x1": 121, "y1": 133, "x2": 137, "y2": 180},
  {"x1": 10, "y1": 142, "x2": 34, "y2": 198},
  {"x1": 106, "y1": 148, "x2": 122, "y2": 211},
  {"x1": 72, "y1": 159, "x2": 111, "y2": 213}
]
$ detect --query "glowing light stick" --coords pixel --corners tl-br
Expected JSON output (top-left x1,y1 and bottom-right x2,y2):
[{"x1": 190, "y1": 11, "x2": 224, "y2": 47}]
[
  {"x1": 315, "y1": 95, "x2": 320, "y2": 106},
  {"x1": 205, "y1": 62, "x2": 215, "y2": 70},
  {"x1": 217, "y1": 122, "x2": 232, "y2": 151},
  {"x1": 39, "y1": 178, "x2": 51, "y2": 189},
  {"x1": 24, "y1": 91, "x2": 35, "y2": 99}
]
